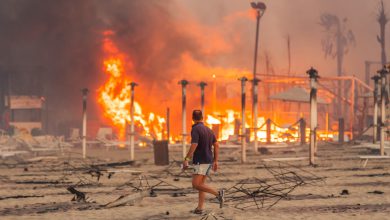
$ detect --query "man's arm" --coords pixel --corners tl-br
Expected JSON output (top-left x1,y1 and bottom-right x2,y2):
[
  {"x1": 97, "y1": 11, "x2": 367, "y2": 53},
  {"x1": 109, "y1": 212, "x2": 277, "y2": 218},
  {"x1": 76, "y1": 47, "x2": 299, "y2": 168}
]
[
  {"x1": 182, "y1": 143, "x2": 197, "y2": 169},
  {"x1": 185, "y1": 143, "x2": 198, "y2": 160},
  {"x1": 183, "y1": 128, "x2": 199, "y2": 169}
]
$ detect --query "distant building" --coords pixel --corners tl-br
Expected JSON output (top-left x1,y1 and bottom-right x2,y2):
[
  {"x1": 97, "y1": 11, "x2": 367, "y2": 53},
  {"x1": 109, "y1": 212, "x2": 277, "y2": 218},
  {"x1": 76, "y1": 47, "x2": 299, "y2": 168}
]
[
  {"x1": 6, "y1": 95, "x2": 42, "y2": 132},
  {"x1": 0, "y1": 68, "x2": 44, "y2": 133}
]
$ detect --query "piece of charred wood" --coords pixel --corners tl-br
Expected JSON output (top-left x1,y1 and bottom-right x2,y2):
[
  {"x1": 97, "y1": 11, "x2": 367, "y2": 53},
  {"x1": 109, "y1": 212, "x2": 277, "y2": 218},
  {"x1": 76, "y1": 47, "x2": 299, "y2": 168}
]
[
  {"x1": 85, "y1": 168, "x2": 103, "y2": 181},
  {"x1": 67, "y1": 186, "x2": 86, "y2": 202},
  {"x1": 94, "y1": 160, "x2": 135, "y2": 168},
  {"x1": 0, "y1": 195, "x2": 44, "y2": 200}
]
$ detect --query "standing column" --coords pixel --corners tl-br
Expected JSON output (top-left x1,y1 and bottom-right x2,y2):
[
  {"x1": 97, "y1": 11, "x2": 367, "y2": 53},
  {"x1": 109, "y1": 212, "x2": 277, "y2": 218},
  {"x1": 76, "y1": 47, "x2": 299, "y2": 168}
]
[
  {"x1": 128, "y1": 82, "x2": 138, "y2": 161},
  {"x1": 299, "y1": 118, "x2": 306, "y2": 144},
  {"x1": 339, "y1": 118, "x2": 345, "y2": 143},
  {"x1": 198, "y1": 82, "x2": 207, "y2": 116},
  {"x1": 179, "y1": 80, "x2": 189, "y2": 158},
  {"x1": 372, "y1": 75, "x2": 381, "y2": 144},
  {"x1": 239, "y1": 77, "x2": 248, "y2": 163},
  {"x1": 81, "y1": 88, "x2": 89, "y2": 159},
  {"x1": 266, "y1": 118, "x2": 271, "y2": 144},
  {"x1": 378, "y1": 67, "x2": 389, "y2": 156},
  {"x1": 252, "y1": 78, "x2": 260, "y2": 153},
  {"x1": 250, "y1": 2, "x2": 266, "y2": 154},
  {"x1": 307, "y1": 67, "x2": 319, "y2": 165},
  {"x1": 350, "y1": 79, "x2": 355, "y2": 140}
]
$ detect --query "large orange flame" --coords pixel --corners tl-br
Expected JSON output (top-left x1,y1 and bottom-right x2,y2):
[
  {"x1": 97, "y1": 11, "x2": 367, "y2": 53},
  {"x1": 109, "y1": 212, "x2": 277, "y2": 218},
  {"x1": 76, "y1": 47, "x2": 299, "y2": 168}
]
[{"x1": 98, "y1": 31, "x2": 165, "y2": 141}]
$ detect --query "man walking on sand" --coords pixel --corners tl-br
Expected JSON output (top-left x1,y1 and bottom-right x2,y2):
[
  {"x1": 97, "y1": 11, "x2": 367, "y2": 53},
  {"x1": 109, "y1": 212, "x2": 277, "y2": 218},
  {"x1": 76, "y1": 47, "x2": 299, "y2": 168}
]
[{"x1": 182, "y1": 110, "x2": 224, "y2": 214}]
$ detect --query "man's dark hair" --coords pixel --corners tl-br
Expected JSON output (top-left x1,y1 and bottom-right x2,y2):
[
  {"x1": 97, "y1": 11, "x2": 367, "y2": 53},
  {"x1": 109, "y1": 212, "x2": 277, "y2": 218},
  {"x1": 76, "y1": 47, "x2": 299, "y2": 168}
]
[{"x1": 192, "y1": 110, "x2": 203, "y2": 121}]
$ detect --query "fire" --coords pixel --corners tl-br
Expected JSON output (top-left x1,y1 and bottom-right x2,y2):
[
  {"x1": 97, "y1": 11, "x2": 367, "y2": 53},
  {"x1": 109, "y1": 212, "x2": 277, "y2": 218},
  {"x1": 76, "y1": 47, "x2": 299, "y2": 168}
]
[
  {"x1": 98, "y1": 31, "x2": 165, "y2": 141},
  {"x1": 206, "y1": 115, "x2": 221, "y2": 124},
  {"x1": 98, "y1": 57, "x2": 130, "y2": 137},
  {"x1": 205, "y1": 110, "x2": 305, "y2": 143},
  {"x1": 206, "y1": 110, "x2": 239, "y2": 141}
]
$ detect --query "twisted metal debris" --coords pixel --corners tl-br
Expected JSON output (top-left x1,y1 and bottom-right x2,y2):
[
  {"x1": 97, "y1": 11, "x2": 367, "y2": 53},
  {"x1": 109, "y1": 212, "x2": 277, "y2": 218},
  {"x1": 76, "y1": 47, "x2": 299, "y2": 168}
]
[
  {"x1": 116, "y1": 174, "x2": 192, "y2": 197},
  {"x1": 225, "y1": 161, "x2": 325, "y2": 210}
]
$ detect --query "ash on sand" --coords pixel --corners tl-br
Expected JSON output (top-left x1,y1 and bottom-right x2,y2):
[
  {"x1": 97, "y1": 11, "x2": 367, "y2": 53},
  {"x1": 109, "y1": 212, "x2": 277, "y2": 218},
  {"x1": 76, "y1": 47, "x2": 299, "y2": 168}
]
[{"x1": 1, "y1": 142, "x2": 390, "y2": 219}]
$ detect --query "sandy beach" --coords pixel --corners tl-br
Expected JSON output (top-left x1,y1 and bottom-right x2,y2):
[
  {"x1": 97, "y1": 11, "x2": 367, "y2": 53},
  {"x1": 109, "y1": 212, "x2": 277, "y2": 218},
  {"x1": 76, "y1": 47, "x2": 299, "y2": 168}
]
[{"x1": 0, "y1": 142, "x2": 389, "y2": 220}]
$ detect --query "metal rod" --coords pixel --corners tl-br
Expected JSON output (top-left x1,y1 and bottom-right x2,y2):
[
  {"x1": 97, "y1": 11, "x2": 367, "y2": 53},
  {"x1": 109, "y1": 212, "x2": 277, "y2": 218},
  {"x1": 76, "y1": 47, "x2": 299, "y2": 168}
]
[
  {"x1": 253, "y1": 79, "x2": 260, "y2": 153},
  {"x1": 179, "y1": 80, "x2": 189, "y2": 158},
  {"x1": 81, "y1": 88, "x2": 89, "y2": 159},
  {"x1": 198, "y1": 82, "x2": 207, "y2": 116},
  {"x1": 378, "y1": 67, "x2": 389, "y2": 156},
  {"x1": 251, "y1": 5, "x2": 265, "y2": 154},
  {"x1": 299, "y1": 118, "x2": 306, "y2": 145},
  {"x1": 339, "y1": 118, "x2": 344, "y2": 143},
  {"x1": 239, "y1": 77, "x2": 248, "y2": 163},
  {"x1": 325, "y1": 112, "x2": 329, "y2": 134},
  {"x1": 307, "y1": 67, "x2": 319, "y2": 165},
  {"x1": 128, "y1": 82, "x2": 138, "y2": 161},
  {"x1": 380, "y1": 76, "x2": 386, "y2": 156},
  {"x1": 350, "y1": 78, "x2": 355, "y2": 140},
  {"x1": 380, "y1": 97, "x2": 385, "y2": 155},
  {"x1": 252, "y1": 11, "x2": 261, "y2": 154},
  {"x1": 372, "y1": 75, "x2": 381, "y2": 144},
  {"x1": 266, "y1": 118, "x2": 271, "y2": 144}
]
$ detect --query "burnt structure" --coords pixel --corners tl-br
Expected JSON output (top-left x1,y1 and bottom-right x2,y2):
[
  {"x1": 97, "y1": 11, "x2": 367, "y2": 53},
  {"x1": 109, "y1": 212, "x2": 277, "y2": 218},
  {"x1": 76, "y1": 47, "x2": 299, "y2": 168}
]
[{"x1": 0, "y1": 68, "x2": 44, "y2": 133}]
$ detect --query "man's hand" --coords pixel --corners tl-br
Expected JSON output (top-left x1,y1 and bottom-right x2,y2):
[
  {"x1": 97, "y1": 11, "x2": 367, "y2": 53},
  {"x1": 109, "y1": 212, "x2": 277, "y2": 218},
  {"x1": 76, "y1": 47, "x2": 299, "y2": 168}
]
[
  {"x1": 212, "y1": 161, "x2": 218, "y2": 172},
  {"x1": 182, "y1": 160, "x2": 189, "y2": 170}
]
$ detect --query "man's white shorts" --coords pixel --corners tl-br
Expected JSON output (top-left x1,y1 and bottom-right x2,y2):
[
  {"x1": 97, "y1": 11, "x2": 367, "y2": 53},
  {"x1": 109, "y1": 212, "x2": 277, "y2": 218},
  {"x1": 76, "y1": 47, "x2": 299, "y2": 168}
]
[{"x1": 193, "y1": 163, "x2": 212, "y2": 176}]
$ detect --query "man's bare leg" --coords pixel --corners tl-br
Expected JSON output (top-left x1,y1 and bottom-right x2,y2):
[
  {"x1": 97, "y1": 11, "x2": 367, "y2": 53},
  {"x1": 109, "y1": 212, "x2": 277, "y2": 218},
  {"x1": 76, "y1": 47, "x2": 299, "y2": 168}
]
[
  {"x1": 198, "y1": 190, "x2": 206, "y2": 210},
  {"x1": 197, "y1": 176, "x2": 207, "y2": 210},
  {"x1": 192, "y1": 174, "x2": 218, "y2": 197}
]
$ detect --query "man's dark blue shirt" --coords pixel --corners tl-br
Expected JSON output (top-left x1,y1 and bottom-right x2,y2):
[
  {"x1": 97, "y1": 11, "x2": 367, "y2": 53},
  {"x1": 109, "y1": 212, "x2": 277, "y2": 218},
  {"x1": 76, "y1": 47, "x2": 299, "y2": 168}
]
[{"x1": 191, "y1": 122, "x2": 216, "y2": 164}]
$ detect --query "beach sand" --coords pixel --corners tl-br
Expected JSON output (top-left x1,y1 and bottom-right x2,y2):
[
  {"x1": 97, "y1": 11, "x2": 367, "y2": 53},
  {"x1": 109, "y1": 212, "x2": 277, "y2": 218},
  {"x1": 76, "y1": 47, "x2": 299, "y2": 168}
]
[{"x1": 0, "y1": 142, "x2": 389, "y2": 220}]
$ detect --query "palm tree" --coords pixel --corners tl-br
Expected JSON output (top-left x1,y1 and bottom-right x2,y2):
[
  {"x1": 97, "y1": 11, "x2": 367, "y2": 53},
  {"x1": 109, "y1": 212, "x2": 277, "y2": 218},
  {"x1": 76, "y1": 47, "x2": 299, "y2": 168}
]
[
  {"x1": 320, "y1": 14, "x2": 355, "y2": 77},
  {"x1": 377, "y1": 0, "x2": 388, "y2": 66},
  {"x1": 319, "y1": 13, "x2": 356, "y2": 117}
]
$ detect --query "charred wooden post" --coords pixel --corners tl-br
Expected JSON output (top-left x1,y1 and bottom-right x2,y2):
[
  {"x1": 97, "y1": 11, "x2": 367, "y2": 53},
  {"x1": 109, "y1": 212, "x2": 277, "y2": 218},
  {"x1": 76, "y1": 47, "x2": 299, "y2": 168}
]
[
  {"x1": 81, "y1": 88, "x2": 89, "y2": 159},
  {"x1": 266, "y1": 118, "x2": 271, "y2": 144},
  {"x1": 372, "y1": 75, "x2": 381, "y2": 143},
  {"x1": 179, "y1": 80, "x2": 189, "y2": 158},
  {"x1": 299, "y1": 118, "x2": 306, "y2": 144},
  {"x1": 128, "y1": 82, "x2": 138, "y2": 161},
  {"x1": 198, "y1": 82, "x2": 207, "y2": 116},
  {"x1": 378, "y1": 67, "x2": 389, "y2": 156},
  {"x1": 307, "y1": 67, "x2": 319, "y2": 165},
  {"x1": 252, "y1": 78, "x2": 261, "y2": 152},
  {"x1": 239, "y1": 77, "x2": 248, "y2": 163},
  {"x1": 338, "y1": 118, "x2": 344, "y2": 143}
]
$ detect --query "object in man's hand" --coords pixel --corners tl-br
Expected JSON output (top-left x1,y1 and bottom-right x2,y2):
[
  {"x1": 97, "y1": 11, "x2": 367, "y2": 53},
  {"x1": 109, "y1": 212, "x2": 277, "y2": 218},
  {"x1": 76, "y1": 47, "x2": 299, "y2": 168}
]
[{"x1": 181, "y1": 163, "x2": 189, "y2": 170}]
